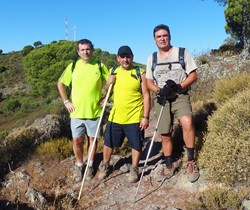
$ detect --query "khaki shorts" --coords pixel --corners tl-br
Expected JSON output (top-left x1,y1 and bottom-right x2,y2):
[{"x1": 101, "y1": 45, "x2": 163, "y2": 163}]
[{"x1": 154, "y1": 93, "x2": 192, "y2": 134}]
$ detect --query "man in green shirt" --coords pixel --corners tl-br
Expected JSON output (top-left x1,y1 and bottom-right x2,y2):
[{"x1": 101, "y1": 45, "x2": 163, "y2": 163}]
[{"x1": 57, "y1": 39, "x2": 109, "y2": 182}]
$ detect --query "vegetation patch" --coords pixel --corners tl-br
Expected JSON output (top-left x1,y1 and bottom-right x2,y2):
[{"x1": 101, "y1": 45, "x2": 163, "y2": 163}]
[
  {"x1": 36, "y1": 138, "x2": 73, "y2": 161},
  {"x1": 0, "y1": 126, "x2": 41, "y2": 179},
  {"x1": 199, "y1": 88, "x2": 250, "y2": 186},
  {"x1": 213, "y1": 73, "x2": 250, "y2": 104},
  {"x1": 187, "y1": 185, "x2": 247, "y2": 210}
]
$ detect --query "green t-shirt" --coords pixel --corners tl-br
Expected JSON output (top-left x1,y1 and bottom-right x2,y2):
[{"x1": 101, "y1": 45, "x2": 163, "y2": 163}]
[
  {"x1": 108, "y1": 65, "x2": 145, "y2": 124},
  {"x1": 59, "y1": 59, "x2": 108, "y2": 118}
]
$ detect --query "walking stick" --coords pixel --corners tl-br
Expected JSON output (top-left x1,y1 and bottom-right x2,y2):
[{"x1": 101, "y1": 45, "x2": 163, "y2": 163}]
[
  {"x1": 134, "y1": 97, "x2": 166, "y2": 202},
  {"x1": 78, "y1": 84, "x2": 113, "y2": 200}
]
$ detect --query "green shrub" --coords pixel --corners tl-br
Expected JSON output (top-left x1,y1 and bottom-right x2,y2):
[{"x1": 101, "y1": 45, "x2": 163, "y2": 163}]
[
  {"x1": 0, "y1": 126, "x2": 41, "y2": 178},
  {"x1": 0, "y1": 65, "x2": 7, "y2": 73},
  {"x1": 36, "y1": 138, "x2": 73, "y2": 160},
  {"x1": 4, "y1": 98, "x2": 21, "y2": 111},
  {"x1": 0, "y1": 131, "x2": 9, "y2": 139},
  {"x1": 213, "y1": 73, "x2": 250, "y2": 104},
  {"x1": 22, "y1": 45, "x2": 34, "y2": 55},
  {"x1": 199, "y1": 89, "x2": 250, "y2": 186},
  {"x1": 23, "y1": 40, "x2": 77, "y2": 100},
  {"x1": 187, "y1": 186, "x2": 246, "y2": 210},
  {"x1": 19, "y1": 96, "x2": 40, "y2": 113}
]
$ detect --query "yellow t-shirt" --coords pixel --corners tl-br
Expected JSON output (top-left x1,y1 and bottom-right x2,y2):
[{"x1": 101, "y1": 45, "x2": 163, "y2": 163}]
[
  {"x1": 108, "y1": 66, "x2": 145, "y2": 124},
  {"x1": 59, "y1": 59, "x2": 108, "y2": 118}
]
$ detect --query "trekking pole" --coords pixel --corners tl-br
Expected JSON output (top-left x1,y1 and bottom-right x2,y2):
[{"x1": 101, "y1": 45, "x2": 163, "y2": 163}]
[
  {"x1": 78, "y1": 83, "x2": 113, "y2": 200},
  {"x1": 134, "y1": 97, "x2": 166, "y2": 202}
]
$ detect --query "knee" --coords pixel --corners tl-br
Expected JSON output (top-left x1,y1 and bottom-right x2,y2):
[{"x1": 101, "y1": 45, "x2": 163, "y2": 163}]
[
  {"x1": 180, "y1": 115, "x2": 193, "y2": 130},
  {"x1": 73, "y1": 137, "x2": 83, "y2": 145},
  {"x1": 161, "y1": 133, "x2": 172, "y2": 142}
]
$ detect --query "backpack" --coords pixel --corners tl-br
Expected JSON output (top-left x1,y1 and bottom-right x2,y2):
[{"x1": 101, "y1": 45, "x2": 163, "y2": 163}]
[
  {"x1": 111, "y1": 65, "x2": 141, "y2": 83},
  {"x1": 151, "y1": 47, "x2": 185, "y2": 82}
]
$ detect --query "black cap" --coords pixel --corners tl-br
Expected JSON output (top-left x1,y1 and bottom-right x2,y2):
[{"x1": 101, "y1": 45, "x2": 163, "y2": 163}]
[{"x1": 117, "y1": 45, "x2": 133, "y2": 57}]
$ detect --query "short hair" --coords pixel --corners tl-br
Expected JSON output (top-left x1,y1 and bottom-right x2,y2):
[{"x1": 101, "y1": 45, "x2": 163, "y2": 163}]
[
  {"x1": 76, "y1": 39, "x2": 94, "y2": 51},
  {"x1": 153, "y1": 24, "x2": 171, "y2": 38}
]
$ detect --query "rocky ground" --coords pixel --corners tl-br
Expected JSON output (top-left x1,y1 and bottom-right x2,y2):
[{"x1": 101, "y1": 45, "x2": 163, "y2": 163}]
[
  {"x1": 0, "y1": 112, "x2": 213, "y2": 210},
  {"x1": 1, "y1": 104, "x2": 249, "y2": 210},
  {"x1": 0, "y1": 141, "x2": 210, "y2": 210}
]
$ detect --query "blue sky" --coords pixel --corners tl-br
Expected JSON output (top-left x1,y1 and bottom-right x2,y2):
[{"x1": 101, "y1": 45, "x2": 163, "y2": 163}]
[{"x1": 1, "y1": 0, "x2": 227, "y2": 64}]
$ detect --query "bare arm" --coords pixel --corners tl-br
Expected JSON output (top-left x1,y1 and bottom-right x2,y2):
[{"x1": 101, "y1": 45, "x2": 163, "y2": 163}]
[
  {"x1": 140, "y1": 73, "x2": 150, "y2": 130},
  {"x1": 104, "y1": 75, "x2": 116, "y2": 91},
  {"x1": 146, "y1": 78, "x2": 160, "y2": 94},
  {"x1": 179, "y1": 70, "x2": 197, "y2": 90},
  {"x1": 57, "y1": 81, "x2": 69, "y2": 102},
  {"x1": 57, "y1": 81, "x2": 75, "y2": 113}
]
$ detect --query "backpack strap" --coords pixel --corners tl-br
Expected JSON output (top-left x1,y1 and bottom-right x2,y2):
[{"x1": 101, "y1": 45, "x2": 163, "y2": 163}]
[
  {"x1": 151, "y1": 52, "x2": 158, "y2": 84},
  {"x1": 179, "y1": 47, "x2": 185, "y2": 70},
  {"x1": 97, "y1": 61, "x2": 102, "y2": 74},
  {"x1": 151, "y1": 52, "x2": 157, "y2": 73},
  {"x1": 71, "y1": 58, "x2": 78, "y2": 73},
  {"x1": 135, "y1": 66, "x2": 142, "y2": 83},
  {"x1": 111, "y1": 65, "x2": 118, "y2": 75}
]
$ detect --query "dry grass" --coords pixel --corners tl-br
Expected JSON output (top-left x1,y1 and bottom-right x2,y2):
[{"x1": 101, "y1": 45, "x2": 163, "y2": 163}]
[
  {"x1": 199, "y1": 88, "x2": 250, "y2": 186},
  {"x1": 187, "y1": 185, "x2": 248, "y2": 210},
  {"x1": 36, "y1": 138, "x2": 73, "y2": 161},
  {"x1": 213, "y1": 73, "x2": 250, "y2": 104}
]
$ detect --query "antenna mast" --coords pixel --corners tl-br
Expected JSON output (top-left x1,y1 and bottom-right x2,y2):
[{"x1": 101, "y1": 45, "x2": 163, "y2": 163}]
[
  {"x1": 74, "y1": 25, "x2": 76, "y2": 41},
  {"x1": 65, "y1": 16, "x2": 68, "y2": 40}
]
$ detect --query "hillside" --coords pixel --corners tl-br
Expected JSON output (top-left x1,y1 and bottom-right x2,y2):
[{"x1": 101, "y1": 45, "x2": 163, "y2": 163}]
[
  {"x1": 0, "y1": 42, "x2": 145, "y2": 133},
  {"x1": 0, "y1": 48, "x2": 250, "y2": 209}
]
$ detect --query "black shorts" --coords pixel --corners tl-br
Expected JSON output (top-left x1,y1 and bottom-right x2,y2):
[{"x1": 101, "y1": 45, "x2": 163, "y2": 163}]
[{"x1": 104, "y1": 121, "x2": 143, "y2": 151}]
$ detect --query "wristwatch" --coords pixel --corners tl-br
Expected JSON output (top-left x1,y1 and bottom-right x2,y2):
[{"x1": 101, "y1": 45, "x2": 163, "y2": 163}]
[{"x1": 143, "y1": 116, "x2": 149, "y2": 120}]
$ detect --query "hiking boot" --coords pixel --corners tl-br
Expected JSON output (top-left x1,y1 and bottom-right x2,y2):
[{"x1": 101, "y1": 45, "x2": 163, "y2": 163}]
[
  {"x1": 156, "y1": 164, "x2": 176, "y2": 182},
  {"x1": 98, "y1": 161, "x2": 110, "y2": 180},
  {"x1": 73, "y1": 165, "x2": 83, "y2": 183},
  {"x1": 156, "y1": 159, "x2": 182, "y2": 182},
  {"x1": 85, "y1": 166, "x2": 94, "y2": 181},
  {"x1": 186, "y1": 160, "x2": 200, "y2": 183},
  {"x1": 128, "y1": 165, "x2": 139, "y2": 183}
]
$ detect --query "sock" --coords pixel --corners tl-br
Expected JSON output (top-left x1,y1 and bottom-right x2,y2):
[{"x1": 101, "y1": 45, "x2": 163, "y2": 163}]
[
  {"x1": 89, "y1": 160, "x2": 93, "y2": 167},
  {"x1": 186, "y1": 147, "x2": 195, "y2": 161},
  {"x1": 76, "y1": 162, "x2": 84, "y2": 167},
  {"x1": 164, "y1": 156, "x2": 172, "y2": 167}
]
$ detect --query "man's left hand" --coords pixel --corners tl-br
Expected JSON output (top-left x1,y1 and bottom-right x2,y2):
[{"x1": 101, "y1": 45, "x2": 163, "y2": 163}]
[{"x1": 166, "y1": 80, "x2": 182, "y2": 92}]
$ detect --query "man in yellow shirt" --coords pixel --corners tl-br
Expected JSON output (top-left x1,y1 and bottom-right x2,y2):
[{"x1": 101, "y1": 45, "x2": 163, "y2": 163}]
[
  {"x1": 57, "y1": 39, "x2": 109, "y2": 183},
  {"x1": 98, "y1": 46, "x2": 150, "y2": 183}
]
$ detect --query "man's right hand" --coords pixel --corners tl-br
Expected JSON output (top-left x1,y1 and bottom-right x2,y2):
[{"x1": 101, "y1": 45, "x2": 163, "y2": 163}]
[
  {"x1": 157, "y1": 96, "x2": 167, "y2": 106},
  {"x1": 64, "y1": 101, "x2": 75, "y2": 113}
]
